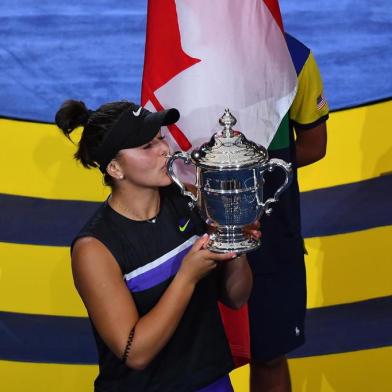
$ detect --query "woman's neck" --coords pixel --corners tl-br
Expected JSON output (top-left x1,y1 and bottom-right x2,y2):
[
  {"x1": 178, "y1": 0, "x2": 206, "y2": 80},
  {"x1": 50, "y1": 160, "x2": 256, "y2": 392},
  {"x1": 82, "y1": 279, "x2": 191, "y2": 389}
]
[{"x1": 109, "y1": 186, "x2": 160, "y2": 221}]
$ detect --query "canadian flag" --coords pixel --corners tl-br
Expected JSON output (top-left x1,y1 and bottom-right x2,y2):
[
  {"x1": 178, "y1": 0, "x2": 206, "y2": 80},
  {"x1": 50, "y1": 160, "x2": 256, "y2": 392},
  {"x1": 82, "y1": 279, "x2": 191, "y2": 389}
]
[
  {"x1": 142, "y1": 0, "x2": 297, "y2": 151},
  {"x1": 141, "y1": 0, "x2": 296, "y2": 366}
]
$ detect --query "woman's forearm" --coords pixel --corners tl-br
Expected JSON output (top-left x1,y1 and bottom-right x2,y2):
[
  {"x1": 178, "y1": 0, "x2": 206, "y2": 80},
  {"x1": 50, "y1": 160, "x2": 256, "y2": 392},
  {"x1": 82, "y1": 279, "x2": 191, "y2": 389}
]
[
  {"x1": 77, "y1": 235, "x2": 233, "y2": 371},
  {"x1": 125, "y1": 273, "x2": 196, "y2": 370}
]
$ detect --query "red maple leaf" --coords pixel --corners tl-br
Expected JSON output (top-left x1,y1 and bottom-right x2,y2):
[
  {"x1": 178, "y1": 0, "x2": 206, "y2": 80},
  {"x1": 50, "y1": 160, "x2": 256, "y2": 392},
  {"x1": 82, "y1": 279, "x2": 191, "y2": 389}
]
[
  {"x1": 141, "y1": 0, "x2": 284, "y2": 150},
  {"x1": 142, "y1": 0, "x2": 201, "y2": 150}
]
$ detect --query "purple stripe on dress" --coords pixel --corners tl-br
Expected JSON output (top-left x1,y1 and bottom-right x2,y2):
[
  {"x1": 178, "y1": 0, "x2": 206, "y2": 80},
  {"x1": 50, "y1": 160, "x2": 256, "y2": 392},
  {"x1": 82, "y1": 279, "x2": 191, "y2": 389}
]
[
  {"x1": 125, "y1": 246, "x2": 190, "y2": 292},
  {"x1": 197, "y1": 375, "x2": 234, "y2": 392}
]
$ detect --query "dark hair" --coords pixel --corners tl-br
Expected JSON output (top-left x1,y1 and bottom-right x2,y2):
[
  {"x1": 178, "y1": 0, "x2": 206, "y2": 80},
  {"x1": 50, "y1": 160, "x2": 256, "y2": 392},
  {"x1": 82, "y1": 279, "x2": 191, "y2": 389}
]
[{"x1": 55, "y1": 99, "x2": 131, "y2": 186}]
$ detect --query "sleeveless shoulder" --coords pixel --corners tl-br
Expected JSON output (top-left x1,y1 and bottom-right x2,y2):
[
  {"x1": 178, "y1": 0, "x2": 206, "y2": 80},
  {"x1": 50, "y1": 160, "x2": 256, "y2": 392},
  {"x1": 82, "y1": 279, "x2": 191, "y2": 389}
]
[{"x1": 71, "y1": 202, "x2": 130, "y2": 272}]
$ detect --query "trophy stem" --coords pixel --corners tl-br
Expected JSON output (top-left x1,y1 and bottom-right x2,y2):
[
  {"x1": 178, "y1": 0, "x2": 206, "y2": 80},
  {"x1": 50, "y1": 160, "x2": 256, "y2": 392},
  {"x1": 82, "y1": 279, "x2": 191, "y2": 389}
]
[{"x1": 207, "y1": 226, "x2": 260, "y2": 254}]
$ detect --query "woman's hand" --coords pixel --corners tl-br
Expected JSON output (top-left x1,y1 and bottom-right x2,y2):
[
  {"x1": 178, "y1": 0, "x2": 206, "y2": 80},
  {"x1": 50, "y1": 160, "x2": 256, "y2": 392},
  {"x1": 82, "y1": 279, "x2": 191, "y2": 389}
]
[
  {"x1": 178, "y1": 234, "x2": 236, "y2": 285},
  {"x1": 242, "y1": 220, "x2": 261, "y2": 241},
  {"x1": 207, "y1": 220, "x2": 261, "y2": 241}
]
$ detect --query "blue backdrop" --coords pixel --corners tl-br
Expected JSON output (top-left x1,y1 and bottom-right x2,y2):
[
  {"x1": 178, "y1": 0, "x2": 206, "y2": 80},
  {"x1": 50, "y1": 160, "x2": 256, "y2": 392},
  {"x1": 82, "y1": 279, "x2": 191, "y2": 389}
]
[{"x1": 1, "y1": 0, "x2": 391, "y2": 121}]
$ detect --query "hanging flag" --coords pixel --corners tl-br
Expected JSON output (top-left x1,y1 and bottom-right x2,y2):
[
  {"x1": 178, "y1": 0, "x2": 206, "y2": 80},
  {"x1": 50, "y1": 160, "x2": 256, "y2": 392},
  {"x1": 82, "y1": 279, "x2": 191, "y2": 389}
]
[
  {"x1": 142, "y1": 0, "x2": 295, "y2": 367},
  {"x1": 141, "y1": 0, "x2": 297, "y2": 151}
]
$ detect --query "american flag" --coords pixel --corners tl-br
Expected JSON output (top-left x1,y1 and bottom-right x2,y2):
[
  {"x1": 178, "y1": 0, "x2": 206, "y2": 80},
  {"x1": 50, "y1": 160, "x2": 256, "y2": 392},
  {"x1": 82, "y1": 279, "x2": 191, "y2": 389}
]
[{"x1": 317, "y1": 93, "x2": 327, "y2": 110}]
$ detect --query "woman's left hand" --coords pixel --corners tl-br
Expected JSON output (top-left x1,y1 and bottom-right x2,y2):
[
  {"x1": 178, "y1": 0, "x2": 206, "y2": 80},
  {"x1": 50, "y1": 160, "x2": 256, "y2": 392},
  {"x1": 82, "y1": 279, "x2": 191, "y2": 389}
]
[
  {"x1": 242, "y1": 220, "x2": 261, "y2": 240},
  {"x1": 207, "y1": 220, "x2": 261, "y2": 240}
]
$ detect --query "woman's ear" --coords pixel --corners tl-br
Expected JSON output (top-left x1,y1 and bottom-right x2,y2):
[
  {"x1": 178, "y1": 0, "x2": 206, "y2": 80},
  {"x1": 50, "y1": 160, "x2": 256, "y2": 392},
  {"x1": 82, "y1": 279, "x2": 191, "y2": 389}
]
[{"x1": 106, "y1": 159, "x2": 124, "y2": 180}]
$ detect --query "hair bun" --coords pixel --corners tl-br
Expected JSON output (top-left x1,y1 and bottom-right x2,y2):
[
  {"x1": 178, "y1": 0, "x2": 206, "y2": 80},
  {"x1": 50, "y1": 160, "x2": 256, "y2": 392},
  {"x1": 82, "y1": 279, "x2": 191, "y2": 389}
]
[{"x1": 55, "y1": 100, "x2": 91, "y2": 136}]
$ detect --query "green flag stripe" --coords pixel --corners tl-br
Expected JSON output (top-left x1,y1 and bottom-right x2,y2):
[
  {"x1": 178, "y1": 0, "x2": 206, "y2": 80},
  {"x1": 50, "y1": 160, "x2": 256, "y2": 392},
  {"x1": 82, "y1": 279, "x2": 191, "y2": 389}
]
[{"x1": 268, "y1": 113, "x2": 290, "y2": 151}]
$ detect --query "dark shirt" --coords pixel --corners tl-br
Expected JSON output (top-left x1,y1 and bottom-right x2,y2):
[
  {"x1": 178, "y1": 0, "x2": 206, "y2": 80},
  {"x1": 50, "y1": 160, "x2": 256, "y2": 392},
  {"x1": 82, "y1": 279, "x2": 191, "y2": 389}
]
[{"x1": 73, "y1": 185, "x2": 233, "y2": 392}]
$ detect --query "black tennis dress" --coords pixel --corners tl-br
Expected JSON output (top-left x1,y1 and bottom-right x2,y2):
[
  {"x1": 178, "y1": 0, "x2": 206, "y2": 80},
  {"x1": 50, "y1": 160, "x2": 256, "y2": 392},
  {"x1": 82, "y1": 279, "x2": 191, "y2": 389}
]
[{"x1": 73, "y1": 184, "x2": 234, "y2": 392}]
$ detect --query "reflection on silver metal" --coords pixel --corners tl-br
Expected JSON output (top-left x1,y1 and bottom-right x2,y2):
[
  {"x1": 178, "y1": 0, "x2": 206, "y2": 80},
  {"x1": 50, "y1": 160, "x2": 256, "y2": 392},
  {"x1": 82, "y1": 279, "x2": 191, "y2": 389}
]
[{"x1": 166, "y1": 109, "x2": 293, "y2": 254}]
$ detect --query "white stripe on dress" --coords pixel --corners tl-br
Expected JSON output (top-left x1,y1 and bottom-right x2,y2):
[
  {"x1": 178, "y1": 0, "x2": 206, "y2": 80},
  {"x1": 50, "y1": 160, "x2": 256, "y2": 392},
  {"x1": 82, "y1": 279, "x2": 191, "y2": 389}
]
[{"x1": 123, "y1": 235, "x2": 199, "y2": 281}]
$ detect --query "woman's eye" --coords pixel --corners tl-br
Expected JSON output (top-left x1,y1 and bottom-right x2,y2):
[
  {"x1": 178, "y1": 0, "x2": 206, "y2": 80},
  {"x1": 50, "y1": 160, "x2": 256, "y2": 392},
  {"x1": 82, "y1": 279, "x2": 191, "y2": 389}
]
[{"x1": 142, "y1": 135, "x2": 164, "y2": 149}]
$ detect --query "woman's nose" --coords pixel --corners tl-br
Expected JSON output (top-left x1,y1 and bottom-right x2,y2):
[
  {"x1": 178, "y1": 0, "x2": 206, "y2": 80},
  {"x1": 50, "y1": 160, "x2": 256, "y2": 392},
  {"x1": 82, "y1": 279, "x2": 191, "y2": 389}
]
[
  {"x1": 159, "y1": 139, "x2": 170, "y2": 156},
  {"x1": 161, "y1": 149, "x2": 170, "y2": 158}
]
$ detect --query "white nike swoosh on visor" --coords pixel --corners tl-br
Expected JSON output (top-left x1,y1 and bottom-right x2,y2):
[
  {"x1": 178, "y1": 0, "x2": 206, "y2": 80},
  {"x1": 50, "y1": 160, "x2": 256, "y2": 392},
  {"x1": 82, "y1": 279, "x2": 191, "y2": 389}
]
[{"x1": 132, "y1": 106, "x2": 142, "y2": 116}]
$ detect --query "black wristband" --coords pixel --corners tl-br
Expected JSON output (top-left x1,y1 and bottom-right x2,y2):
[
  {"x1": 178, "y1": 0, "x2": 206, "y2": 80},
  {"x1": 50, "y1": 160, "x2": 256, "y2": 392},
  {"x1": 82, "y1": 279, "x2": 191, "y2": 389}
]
[{"x1": 121, "y1": 326, "x2": 135, "y2": 364}]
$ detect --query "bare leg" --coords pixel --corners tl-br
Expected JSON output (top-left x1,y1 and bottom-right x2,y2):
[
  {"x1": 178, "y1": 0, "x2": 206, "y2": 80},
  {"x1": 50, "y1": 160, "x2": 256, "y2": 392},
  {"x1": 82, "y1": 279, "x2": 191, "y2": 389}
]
[{"x1": 250, "y1": 355, "x2": 291, "y2": 392}]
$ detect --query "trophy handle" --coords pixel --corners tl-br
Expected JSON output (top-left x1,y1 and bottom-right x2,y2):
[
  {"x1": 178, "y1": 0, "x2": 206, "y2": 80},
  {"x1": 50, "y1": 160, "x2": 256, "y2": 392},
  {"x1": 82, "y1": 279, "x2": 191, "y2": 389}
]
[
  {"x1": 257, "y1": 158, "x2": 293, "y2": 215},
  {"x1": 166, "y1": 151, "x2": 198, "y2": 208}
]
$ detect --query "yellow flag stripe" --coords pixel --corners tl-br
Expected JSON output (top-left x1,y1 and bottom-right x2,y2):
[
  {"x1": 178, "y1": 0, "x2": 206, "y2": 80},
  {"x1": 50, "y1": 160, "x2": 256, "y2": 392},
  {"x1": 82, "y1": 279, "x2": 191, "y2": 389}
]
[
  {"x1": 299, "y1": 99, "x2": 392, "y2": 191},
  {"x1": 305, "y1": 225, "x2": 392, "y2": 309},
  {"x1": 2, "y1": 346, "x2": 391, "y2": 392},
  {"x1": 1, "y1": 225, "x2": 391, "y2": 316},
  {"x1": 1, "y1": 99, "x2": 391, "y2": 200},
  {"x1": 0, "y1": 119, "x2": 108, "y2": 201},
  {"x1": 230, "y1": 346, "x2": 392, "y2": 392},
  {"x1": 0, "y1": 360, "x2": 96, "y2": 392},
  {"x1": 0, "y1": 242, "x2": 85, "y2": 316},
  {"x1": 0, "y1": 347, "x2": 392, "y2": 392}
]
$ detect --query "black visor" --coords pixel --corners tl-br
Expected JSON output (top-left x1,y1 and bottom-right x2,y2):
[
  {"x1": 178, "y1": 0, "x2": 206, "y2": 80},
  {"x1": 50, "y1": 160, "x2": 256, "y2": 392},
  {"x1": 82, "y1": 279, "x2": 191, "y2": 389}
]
[{"x1": 95, "y1": 103, "x2": 180, "y2": 173}]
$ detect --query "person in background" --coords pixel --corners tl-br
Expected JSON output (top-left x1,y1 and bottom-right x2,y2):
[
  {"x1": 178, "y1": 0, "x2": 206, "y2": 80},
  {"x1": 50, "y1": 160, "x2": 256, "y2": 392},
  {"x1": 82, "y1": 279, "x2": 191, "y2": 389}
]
[{"x1": 247, "y1": 34, "x2": 329, "y2": 391}]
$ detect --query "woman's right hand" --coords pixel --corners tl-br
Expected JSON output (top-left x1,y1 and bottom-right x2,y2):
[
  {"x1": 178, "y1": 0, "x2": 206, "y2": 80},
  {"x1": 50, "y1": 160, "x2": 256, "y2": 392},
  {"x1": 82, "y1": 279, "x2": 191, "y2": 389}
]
[{"x1": 177, "y1": 234, "x2": 236, "y2": 285}]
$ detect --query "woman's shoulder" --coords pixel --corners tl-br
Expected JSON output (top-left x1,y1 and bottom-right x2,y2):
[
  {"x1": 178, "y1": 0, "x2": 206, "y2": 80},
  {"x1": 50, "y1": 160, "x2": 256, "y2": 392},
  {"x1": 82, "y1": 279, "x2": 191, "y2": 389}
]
[
  {"x1": 71, "y1": 236, "x2": 108, "y2": 266},
  {"x1": 71, "y1": 203, "x2": 109, "y2": 247},
  {"x1": 71, "y1": 201, "x2": 130, "y2": 268}
]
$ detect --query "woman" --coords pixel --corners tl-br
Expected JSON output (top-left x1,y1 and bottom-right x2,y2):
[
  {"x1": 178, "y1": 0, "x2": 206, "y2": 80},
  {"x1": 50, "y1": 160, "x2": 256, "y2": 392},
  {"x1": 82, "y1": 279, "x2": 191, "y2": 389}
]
[{"x1": 55, "y1": 99, "x2": 256, "y2": 391}]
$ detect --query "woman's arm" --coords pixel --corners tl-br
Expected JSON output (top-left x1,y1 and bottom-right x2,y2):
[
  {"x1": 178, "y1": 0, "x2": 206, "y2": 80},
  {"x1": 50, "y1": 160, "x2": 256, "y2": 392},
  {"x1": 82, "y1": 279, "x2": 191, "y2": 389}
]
[
  {"x1": 72, "y1": 235, "x2": 235, "y2": 370},
  {"x1": 185, "y1": 183, "x2": 257, "y2": 308},
  {"x1": 216, "y1": 222, "x2": 260, "y2": 308}
]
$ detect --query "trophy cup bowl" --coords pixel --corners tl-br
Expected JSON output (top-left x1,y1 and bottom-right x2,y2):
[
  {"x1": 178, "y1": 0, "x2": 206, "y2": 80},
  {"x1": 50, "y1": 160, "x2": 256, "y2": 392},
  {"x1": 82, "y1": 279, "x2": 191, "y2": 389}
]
[{"x1": 167, "y1": 109, "x2": 293, "y2": 254}]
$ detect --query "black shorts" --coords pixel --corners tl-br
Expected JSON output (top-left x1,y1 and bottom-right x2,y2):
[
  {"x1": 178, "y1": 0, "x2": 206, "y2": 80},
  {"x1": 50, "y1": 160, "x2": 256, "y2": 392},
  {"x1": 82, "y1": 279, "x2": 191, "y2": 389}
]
[{"x1": 247, "y1": 256, "x2": 307, "y2": 362}]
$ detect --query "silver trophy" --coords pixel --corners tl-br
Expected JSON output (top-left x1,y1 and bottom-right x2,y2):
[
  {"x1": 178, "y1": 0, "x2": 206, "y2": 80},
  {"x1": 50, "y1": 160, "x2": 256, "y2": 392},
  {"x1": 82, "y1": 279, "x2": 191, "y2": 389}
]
[{"x1": 167, "y1": 109, "x2": 293, "y2": 253}]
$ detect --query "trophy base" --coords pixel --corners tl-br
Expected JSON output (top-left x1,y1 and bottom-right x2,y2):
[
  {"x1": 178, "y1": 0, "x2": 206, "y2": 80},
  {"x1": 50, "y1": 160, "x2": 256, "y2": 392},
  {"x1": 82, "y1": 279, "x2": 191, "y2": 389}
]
[{"x1": 207, "y1": 229, "x2": 261, "y2": 254}]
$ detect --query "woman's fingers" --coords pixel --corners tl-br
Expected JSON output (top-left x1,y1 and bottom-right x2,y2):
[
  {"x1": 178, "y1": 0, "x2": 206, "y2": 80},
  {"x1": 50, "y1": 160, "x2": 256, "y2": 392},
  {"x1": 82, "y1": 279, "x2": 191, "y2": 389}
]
[
  {"x1": 205, "y1": 250, "x2": 237, "y2": 261},
  {"x1": 252, "y1": 220, "x2": 261, "y2": 229},
  {"x1": 243, "y1": 220, "x2": 261, "y2": 239},
  {"x1": 190, "y1": 234, "x2": 210, "y2": 253},
  {"x1": 191, "y1": 235, "x2": 237, "y2": 262},
  {"x1": 250, "y1": 230, "x2": 261, "y2": 239},
  {"x1": 244, "y1": 220, "x2": 260, "y2": 230}
]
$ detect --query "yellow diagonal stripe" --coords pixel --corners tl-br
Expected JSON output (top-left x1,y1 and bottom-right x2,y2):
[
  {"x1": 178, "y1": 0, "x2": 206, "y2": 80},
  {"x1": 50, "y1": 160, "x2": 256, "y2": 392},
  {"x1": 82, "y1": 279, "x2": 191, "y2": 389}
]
[
  {"x1": 0, "y1": 242, "x2": 85, "y2": 316},
  {"x1": 1, "y1": 226, "x2": 391, "y2": 317},
  {"x1": 1, "y1": 100, "x2": 392, "y2": 201},
  {"x1": 299, "y1": 100, "x2": 392, "y2": 192},
  {"x1": 0, "y1": 119, "x2": 108, "y2": 201},
  {"x1": 0, "y1": 360, "x2": 96, "y2": 392},
  {"x1": 1, "y1": 347, "x2": 391, "y2": 391},
  {"x1": 230, "y1": 346, "x2": 392, "y2": 392},
  {"x1": 305, "y1": 225, "x2": 392, "y2": 309}
]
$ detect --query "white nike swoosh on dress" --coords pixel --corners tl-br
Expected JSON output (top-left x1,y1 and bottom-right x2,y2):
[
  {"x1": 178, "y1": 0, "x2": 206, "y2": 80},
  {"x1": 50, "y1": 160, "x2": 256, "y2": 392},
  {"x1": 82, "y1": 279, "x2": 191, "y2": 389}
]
[{"x1": 132, "y1": 106, "x2": 142, "y2": 116}]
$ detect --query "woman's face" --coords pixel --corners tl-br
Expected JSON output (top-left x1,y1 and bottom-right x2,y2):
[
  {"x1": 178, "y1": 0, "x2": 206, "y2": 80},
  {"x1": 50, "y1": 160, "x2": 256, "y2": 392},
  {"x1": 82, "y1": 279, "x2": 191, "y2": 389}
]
[{"x1": 116, "y1": 131, "x2": 172, "y2": 188}]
